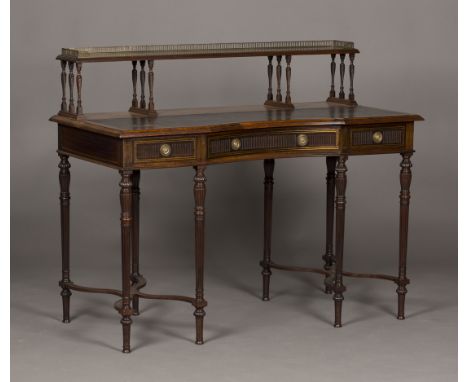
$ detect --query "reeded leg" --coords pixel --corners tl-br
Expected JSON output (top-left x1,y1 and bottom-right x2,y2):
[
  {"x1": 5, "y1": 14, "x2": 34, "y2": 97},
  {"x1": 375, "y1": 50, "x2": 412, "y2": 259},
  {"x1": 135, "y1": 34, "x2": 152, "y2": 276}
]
[
  {"x1": 119, "y1": 170, "x2": 134, "y2": 353},
  {"x1": 323, "y1": 157, "x2": 337, "y2": 294},
  {"x1": 397, "y1": 152, "x2": 412, "y2": 319},
  {"x1": 333, "y1": 155, "x2": 348, "y2": 328},
  {"x1": 58, "y1": 154, "x2": 71, "y2": 323},
  {"x1": 193, "y1": 166, "x2": 207, "y2": 345},
  {"x1": 131, "y1": 170, "x2": 141, "y2": 315},
  {"x1": 261, "y1": 159, "x2": 274, "y2": 301}
]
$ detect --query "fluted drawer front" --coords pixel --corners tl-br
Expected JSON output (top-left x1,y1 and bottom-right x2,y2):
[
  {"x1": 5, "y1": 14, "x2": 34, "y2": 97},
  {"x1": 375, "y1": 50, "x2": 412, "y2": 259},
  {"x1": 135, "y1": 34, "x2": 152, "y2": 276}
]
[
  {"x1": 351, "y1": 127, "x2": 405, "y2": 146},
  {"x1": 133, "y1": 137, "x2": 196, "y2": 163},
  {"x1": 208, "y1": 130, "x2": 338, "y2": 158}
]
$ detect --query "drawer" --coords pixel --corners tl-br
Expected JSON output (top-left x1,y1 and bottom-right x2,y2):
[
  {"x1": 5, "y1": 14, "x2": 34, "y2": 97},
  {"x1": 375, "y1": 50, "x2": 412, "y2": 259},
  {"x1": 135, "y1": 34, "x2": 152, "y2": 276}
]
[
  {"x1": 132, "y1": 137, "x2": 196, "y2": 164},
  {"x1": 208, "y1": 129, "x2": 339, "y2": 159},
  {"x1": 350, "y1": 126, "x2": 405, "y2": 147}
]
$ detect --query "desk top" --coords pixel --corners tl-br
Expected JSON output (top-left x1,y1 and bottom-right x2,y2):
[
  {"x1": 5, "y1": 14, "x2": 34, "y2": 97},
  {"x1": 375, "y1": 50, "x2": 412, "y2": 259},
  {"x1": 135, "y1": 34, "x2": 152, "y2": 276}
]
[
  {"x1": 57, "y1": 40, "x2": 358, "y2": 62},
  {"x1": 51, "y1": 102, "x2": 423, "y2": 138}
]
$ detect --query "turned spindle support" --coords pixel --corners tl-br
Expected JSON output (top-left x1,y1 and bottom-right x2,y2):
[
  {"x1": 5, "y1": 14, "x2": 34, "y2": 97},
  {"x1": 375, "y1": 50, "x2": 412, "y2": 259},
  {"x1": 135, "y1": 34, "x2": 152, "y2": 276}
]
[
  {"x1": 193, "y1": 166, "x2": 207, "y2": 345},
  {"x1": 58, "y1": 154, "x2": 71, "y2": 323},
  {"x1": 338, "y1": 54, "x2": 345, "y2": 99},
  {"x1": 148, "y1": 60, "x2": 155, "y2": 112},
  {"x1": 285, "y1": 55, "x2": 292, "y2": 104},
  {"x1": 266, "y1": 56, "x2": 273, "y2": 101},
  {"x1": 131, "y1": 61, "x2": 138, "y2": 108},
  {"x1": 139, "y1": 61, "x2": 146, "y2": 109},
  {"x1": 60, "y1": 61, "x2": 67, "y2": 112},
  {"x1": 333, "y1": 155, "x2": 348, "y2": 328},
  {"x1": 349, "y1": 53, "x2": 355, "y2": 102},
  {"x1": 68, "y1": 62, "x2": 75, "y2": 114},
  {"x1": 397, "y1": 152, "x2": 412, "y2": 320},
  {"x1": 131, "y1": 170, "x2": 141, "y2": 315},
  {"x1": 76, "y1": 62, "x2": 83, "y2": 115},
  {"x1": 329, "y1": 54, "x2": 336, "y2": 99},
  {"x1": 275, "y1": 55, "x2": 282, "y2": 102}
]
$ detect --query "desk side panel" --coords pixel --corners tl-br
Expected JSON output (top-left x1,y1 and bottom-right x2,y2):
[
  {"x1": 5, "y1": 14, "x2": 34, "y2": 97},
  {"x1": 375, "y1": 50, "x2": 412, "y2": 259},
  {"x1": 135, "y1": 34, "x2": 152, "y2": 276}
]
[{"x1": 58, "y1": 125, "x2": 123, "y2": 168}]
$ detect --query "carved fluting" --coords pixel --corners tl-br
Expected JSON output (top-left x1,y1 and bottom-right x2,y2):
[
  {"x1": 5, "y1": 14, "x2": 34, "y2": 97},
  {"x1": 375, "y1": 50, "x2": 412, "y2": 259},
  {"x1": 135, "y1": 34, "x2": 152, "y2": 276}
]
[
  {"x1": 261, "y1": 159, "x2": 275, "y2": 301},
  {"x1": 339, "y1": 54, "x2": 345, "y2": 99},
  {"x1": 267, "y1": 56, "x2": 273, "y2": 101},
  {"x1": 275, "y1": 56, "x2": 282, "y2": 102},
  {"x1": 333, "y1": 155, "x2": 348, "y2": 327},
  {"x1": 193, "y1": 166, "x2": 207, "y2": 344},
  {"x1": 397, "y1": 152, "x2": 412, "y2": 320},
  {"x1": 76, "y1": 62, "x2": 83, "y2": 114},
  {"x1": 131, "y1": 61, "x2": 138, "y2": 108},
  {"x1": 285, "y1": 55, "x2": 292, "y2": 104},
  {"x1": 119, "y1": 170, "x2": 133, "y2": 352},
  {"x1": 148, "y1": 60, "x2": 155, "y2": 112},
  {"x1": 60, "y1": 61, "x2": 67, "y2": 112},
  {"x1": 348, "y1": 53, "x2": 355, "y2": 101},
  {"x1": 68, "y1": 62, "x2": 75, "y2": 114},
  {"x1": 58, "y1": 154, "x2": 71, "y2": 323},
  {"x1": 139, "y1": 60, "x2": 146, "y2": 109},
  {"x1": 131, "y1": 170, "x2": 141, "y2": 315},
  {"x1": 323, "y1": 157, "x2": 337, "y2": 294},
  {"x1": 329, "y1": 54, "x2": 336, "y2": 98}
]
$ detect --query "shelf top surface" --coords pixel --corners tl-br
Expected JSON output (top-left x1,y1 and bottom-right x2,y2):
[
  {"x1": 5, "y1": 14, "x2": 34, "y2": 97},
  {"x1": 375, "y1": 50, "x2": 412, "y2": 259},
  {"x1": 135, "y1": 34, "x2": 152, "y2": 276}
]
[
  {"x1": 57, "y1": 40, "x2": 359, "y2": 62},
  {"x1": 51, "y1": 102, "x2": 423, "y2": 138}
]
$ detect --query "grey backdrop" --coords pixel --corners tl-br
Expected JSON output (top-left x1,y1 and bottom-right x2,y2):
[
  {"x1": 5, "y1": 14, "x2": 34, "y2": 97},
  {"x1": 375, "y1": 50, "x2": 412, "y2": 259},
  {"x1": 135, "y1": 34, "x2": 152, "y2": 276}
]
[{"x1": 11, "y1": 1, "x2": 457, "y2": 381}]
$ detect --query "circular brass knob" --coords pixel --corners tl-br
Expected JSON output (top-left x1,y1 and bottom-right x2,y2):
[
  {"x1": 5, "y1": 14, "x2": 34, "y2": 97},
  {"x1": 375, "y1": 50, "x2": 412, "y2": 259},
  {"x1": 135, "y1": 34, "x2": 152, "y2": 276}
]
[
  {"x1": 231, "y1": 138, "x2": 241, "y2": 151},
  {"x1": 159, "y1": 143, "x2": 172, "y2": 157},
  {"x1": 297, "y1": 134, "x2": 309, "y2": 147},
  {"x1": 372, "y1": 131, "x2": 383, "y2": 144}
]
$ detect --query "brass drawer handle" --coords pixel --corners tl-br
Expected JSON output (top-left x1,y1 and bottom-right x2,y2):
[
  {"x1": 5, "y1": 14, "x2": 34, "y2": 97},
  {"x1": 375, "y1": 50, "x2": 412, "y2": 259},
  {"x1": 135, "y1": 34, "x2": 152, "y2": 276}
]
[
  {"x1": 372, "y1": 131, "x2": 383, "y2": 144},
  {"x1": 231, "y1": 138, "x2": 241, "y2": 151},
  {"x1": 159, "y1": 143, "x2": 172, "y2": 157},
  {"x1": 297, "y1": 134, "x2": 309, "y2": 147}
]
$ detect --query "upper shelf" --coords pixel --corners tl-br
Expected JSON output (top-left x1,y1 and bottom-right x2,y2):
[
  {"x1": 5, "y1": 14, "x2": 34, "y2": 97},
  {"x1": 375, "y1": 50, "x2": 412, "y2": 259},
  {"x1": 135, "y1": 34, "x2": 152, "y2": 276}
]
[{"x1": 57, "y1": 40, "x2": 359, "y2": 62}]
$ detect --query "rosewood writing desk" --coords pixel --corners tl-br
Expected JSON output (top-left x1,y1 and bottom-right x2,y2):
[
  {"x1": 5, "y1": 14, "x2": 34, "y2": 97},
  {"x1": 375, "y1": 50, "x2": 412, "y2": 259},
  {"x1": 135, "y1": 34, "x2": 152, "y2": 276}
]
[{"x1": 49, "y1": 41, "x2": 423, "y2": 353}]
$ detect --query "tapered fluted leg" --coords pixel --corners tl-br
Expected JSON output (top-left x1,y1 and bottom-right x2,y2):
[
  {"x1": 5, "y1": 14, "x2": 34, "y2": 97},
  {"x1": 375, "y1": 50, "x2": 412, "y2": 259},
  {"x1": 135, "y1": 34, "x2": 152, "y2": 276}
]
[
  {"x1": 261, "y1": 159, "x2": 275, "y2": 301},
  {"x1": 131, "y1": 170, "x2": 141, "y2": 315},
  {"x1": 119, "y1": 170, "x2": 134, "y2": 353},
  {"x1": 397, "y1": 152, "x2": 412, "y2": 319},
  {"x1": 323, "y1": 157, "x2": 337, "y2": 294},
  {"x1": 193, "y1": 166, "x2": 207, "y2": 345},
  {"x1": 333, "y1": 155, "x2": 348, "y2": 328},
  {"x1": 58, "y1": 154, "x2": 71, "y2": 323}
]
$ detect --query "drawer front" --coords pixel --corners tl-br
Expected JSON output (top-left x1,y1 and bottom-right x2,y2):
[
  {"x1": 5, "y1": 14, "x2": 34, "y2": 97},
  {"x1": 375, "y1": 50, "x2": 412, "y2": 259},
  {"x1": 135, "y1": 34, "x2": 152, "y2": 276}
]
[
  {"x1": 350, "y1": 126, "x2": 405, "y2": 148},
  {"x1": 133, "y1": 137, "x2": 196, "y2": 164},
  {"x1": 208, "y1": 129, "x2": 338, "y2": 159}
]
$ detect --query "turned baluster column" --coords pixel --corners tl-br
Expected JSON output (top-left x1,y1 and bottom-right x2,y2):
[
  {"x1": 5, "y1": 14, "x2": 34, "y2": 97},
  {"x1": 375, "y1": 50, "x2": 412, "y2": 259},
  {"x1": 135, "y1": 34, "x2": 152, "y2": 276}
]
[
  {"x1": 60, "y1": 61, "x2": 67, "y2": 112},
  {"x1": 323, "y1": 157, "x2": 337, "y2": 294},
  {"x1": 266, "y1": 56, "x2": 273, "y2": 101},
  {"x1": 285, "y1": 55, "x2": 292, "y2": 104},
  {"x1": 76, "y1": 62, "x2": 83, "y2": 115},
  {"x1": 193, "y1": 166, "x2": 207, "y2": 344},
  {"x1": 148, "y1": 60, "x2": 155, "y2": 112},
  {"x1": 261, "y1": 159, "x2": 275, "y2": 301},
  {"x1": 58, "y1": 154, "x2": 71, "y2": 323},
  {"x1": 333, "y1": 155, "x2": 348, "y2": 327},
  {"x1": 139, "y1": 60, "x2": 146, "y2": 109},
  {"x1": 119, "y1": 170, "x2": 134, "y2": 353},
  {"x1": 275, "y1": 56, "x2": 282, "y2": 102},
  {"x1": 68, "y1": 62, "x2": 75, "y2": 114},
  {"x1": 339, "y1": 54, "x2": 345, "y2": 99},
  {"x1": 328, "y1": 54, "x2": 336, "y2": 99},
  {"x1": 349, "y1": 53, "x2": 355, "y2": 102},
  {"x1": 131, "y1": 170, "x2": 141, "y2": 315},
  {"x1": 397, "y1": 152, "x2": 412, "y2": 319},
  {"x1": 131, "y1": 61, "x2": 138, "y2": 108}
]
